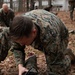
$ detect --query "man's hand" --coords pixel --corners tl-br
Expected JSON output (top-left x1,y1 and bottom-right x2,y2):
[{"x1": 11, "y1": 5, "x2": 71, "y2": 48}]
[{"x1": 18, "y1": 64, "x2": 28, "y2": 75}]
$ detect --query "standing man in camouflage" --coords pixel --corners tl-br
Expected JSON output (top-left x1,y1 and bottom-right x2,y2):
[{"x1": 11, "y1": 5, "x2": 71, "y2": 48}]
[
  {"x1": 68, "y1": 0, "x2": 75, "y2": 20},
  {"x1": 9, "y1": 9, "x2": 71, "y2": 75},
  {"x1": 0, "y1": 3, "x2": 14, "y2": 27}
]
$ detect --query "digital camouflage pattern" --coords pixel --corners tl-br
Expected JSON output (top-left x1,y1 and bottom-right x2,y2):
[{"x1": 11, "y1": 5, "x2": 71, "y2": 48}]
[
  {"x1": 0, "y1": 27, "x2": 10, "y2": 62},
  {"x1": 11, "y1": 9, "x2": 71, "y2": 75},
  {"x1": 0, "y1": 8, "x2": 14, "y2": 27},
  {"x1": 0, "y1": 7, "x2": 14, "y2": 61},
  {"x1": 0, "y1": 27, "x2": 25, "y2": 63},
  {"x1": 0, "y1": 28, "x2": 38, "y2": 74},
  {"x1": 68, "y1": 0, "x2": 75, "y2": 20}
]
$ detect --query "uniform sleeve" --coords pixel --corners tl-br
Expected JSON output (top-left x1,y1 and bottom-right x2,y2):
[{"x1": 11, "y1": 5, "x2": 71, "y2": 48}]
[
  {"x1": 11, "y1": 10, "x2": 15, "y2": 21},
  {"x1": 0, "y1": 27, "x2": 9, "y2": 62},
  {"x1": 0, "y1": 11, "x2": 3, "y2": 22},
  {"x1": 11, "y1": 42, "x2": 25, "y2": 66},
  {"x1": 0, "y1": 12, "x2": 1, "y2": 21},
  {"x1": 0, "y1": 10, "x2": 6, "y2": 26}
]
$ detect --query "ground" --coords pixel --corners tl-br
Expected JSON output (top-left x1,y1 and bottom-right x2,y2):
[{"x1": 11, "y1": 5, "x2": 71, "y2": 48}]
[{"x1": 0, "y1": 11, "x2": 75, "y2": 75}]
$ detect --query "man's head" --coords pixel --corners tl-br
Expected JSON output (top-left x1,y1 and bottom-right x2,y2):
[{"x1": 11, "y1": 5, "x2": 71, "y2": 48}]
[
  {"x1": 10, "y1": 16, "x2": 37, "y2": 45},
  {"x1": 2, "y1": 3, "x2": 9, "y2": 13}
]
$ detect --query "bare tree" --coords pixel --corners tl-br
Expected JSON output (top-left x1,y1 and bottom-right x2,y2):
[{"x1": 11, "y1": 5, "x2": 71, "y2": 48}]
[
  {"x1": 23, "y1": 0, "x2": 26, "y2": 12},
  {"x1": 48, "y1": 0, "x2": 52, "y2": 7},
  {"x1": 0, "y1": 0, "x2": 3, "y2": 8},
  {"x1": 30, "y1": 0, "x2": 35, "y2": 10},
  {"x1": 38, "y1": 0, "x2": 42, "y2": 9},
  {"x1": 26, "y1": 0, "x2": 30, "y2": 11},
  {"x1": 10, "y1": 0, "x2": 13, "y2": 9},
  {"x1": 18, "y1": 0, "x2": 23, "y2": 12}
]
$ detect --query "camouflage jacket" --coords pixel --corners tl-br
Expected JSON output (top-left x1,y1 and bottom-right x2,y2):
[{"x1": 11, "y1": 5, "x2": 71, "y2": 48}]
[
  {"x1": 0, "y1": 8, "x2": 14, "y2": 27},
  {"x1": 0, "y1": 27, "x2": 10, "y2": 62},
  {"x1": 11, "y1": 9, "x2": 69, "y2": 66},
  {"x1": 0, "y1": 27, "x2": 25, "y2": 63}
]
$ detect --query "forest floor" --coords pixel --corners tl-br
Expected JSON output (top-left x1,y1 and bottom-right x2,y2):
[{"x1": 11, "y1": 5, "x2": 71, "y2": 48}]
[{"x1": 0, "y1": 11, "x2": 75, "y2": 75}]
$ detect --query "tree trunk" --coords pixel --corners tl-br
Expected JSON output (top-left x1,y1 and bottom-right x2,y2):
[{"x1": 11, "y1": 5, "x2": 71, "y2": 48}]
[
  {"x1": 48, "y1": 0, "x2": 52, "y2": 7},
  {"x1": 18, "y1": 0, "x2": 23, "y2": 12},
  {"x1": 10, "y1": 0, "x2": 13, "y2": 9},
  {"x1": 26, "y1": 0, "x2": 30, "y2": 11},
  {"x1": 30, "y1": 0, "x2": 35, "y2": 10},
  {"x1": 0, "y1": 0, "x2": 3, "y2": 8},
  {"x1": 23, "y1": 0, "x2": 26, "y2": 12},
  {"x1": 38, "y1": 0, "x2": 42, "y2": 9}
]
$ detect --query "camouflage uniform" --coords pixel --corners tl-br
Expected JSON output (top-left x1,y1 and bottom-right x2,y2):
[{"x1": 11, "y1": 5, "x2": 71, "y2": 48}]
[
  {"x1": 11, "y1": 10, "x2": 71, "y2": 75},
  {"x1": 0, "y1": 8, "x2": 14, "y2": 27},
  {"x1": 0, "y1": 27, "x2": 25, "y2": 63},
  {"x1": 0, "y1": 27, "x2": 11, "y2": 62},
  {"x1": 0, "y1": 27, "x2": 38, "y2": 73},
  {"x1": 68, "y1": 0, "x2": 75, "y2": 20}
]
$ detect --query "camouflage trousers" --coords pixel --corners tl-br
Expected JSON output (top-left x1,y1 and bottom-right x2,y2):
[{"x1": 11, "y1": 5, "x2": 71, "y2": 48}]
[
  {"x1": 45, "y1": 54, "x2": 71, "y2": 75},
  {"x1": 24, "y1": 52, "x2": 71, "y2": 75},
  {"x1": 44, "y1": 41, "x2": 71, "y2": 75},
  {"x1": 69, "y1": 5, "x2": 75, "y2": 20}
]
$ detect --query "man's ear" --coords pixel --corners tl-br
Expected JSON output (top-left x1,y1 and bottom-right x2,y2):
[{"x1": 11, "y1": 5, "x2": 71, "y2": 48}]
[{"x1": 32, "y1": 28, "x2": 37, "y2": 36}]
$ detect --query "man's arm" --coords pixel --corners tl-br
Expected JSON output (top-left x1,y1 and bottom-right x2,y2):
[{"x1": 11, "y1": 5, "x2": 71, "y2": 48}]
[
  {"x1": 0, "y1": 10, "x2": 6, "y2": 26},
  {"x1": 11, "y1": 42, "x2": 25, "y2": 66},
  {"x1": 11, "y1": 42, "x2": 28, "y2": 75},
  {"x1": 0, "y1": 27, "x2": 10, "y2": 62},
  {"x1": 0, "y1": 9, "x2": 2, "y2": 22},
  {"x1": 10, "y1": 10, "x2": 15, "y2": 21}
]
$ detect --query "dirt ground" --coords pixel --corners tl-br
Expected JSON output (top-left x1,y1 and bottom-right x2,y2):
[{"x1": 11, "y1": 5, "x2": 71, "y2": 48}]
[{"x1": 0, "y1": 11, "x2": 75, "y2": 75}]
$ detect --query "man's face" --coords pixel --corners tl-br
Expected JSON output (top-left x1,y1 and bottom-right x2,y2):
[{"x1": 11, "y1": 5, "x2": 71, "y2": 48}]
[
  {"x1": 14, "y1": 28, "x2": 37, "y2": 46},
  {"x1": 3, "y1": 5, "x2": 9, "y2": 13}
]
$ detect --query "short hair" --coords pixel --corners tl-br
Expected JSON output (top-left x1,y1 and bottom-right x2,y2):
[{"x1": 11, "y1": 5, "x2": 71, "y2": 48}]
[
  {"x1": 10, "y1": 15, "x2": 33, "y2": 40},
  {"x1": 2, "y1": 3, "x2": 8, "y2": 9}
]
